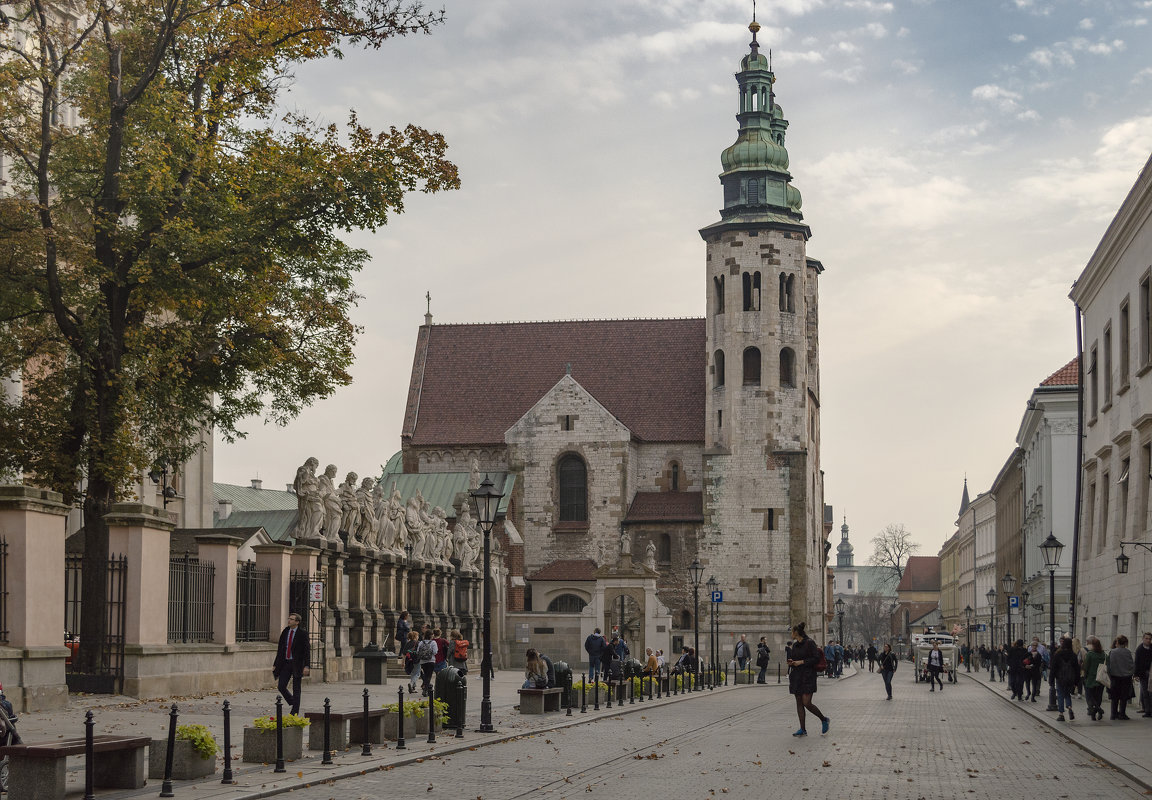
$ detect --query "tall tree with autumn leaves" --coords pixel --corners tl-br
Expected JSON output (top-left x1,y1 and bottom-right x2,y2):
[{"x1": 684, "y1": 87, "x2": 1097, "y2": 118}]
[{"x1": 0, "y1": 0, "x2": 459, "y2": 673}]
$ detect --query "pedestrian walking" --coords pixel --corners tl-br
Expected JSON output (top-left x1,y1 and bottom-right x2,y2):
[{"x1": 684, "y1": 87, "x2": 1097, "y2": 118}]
[
  {"x1": 1051, "y1": 637, "x2": 1079, "y2": 722},
  {"x1": 1007, "y1": 639, "x2": 1028, "y2": 700},
  {"x1": 866, "y1": 644, "x2": 877, "y2": 673},
  {"x1": 401, "y1": 630, "x2": 420, "y2": 692},
  {"x1": 1108, "y1": 634, "x2": 1135, "y2": 720},
  {"x1": 756, "y1": 637, "x2": 771, "y2": 684},
  {"x1": 273, "y1": 612, "x2": 310, "y2": 714},
  {"x1": 926, "y1": 641, "x2": 945, "y2": 692},
  {"x1": 787, "y1": 622, "x2": 830, "y2": 737},
  {"x1": 416, "y1": 628, "x2": 438, "y2": 694},
  {"x1": 1133, "y1": 631, "x2": 1152, "y2": 716},
  {"x1": 1028, "y1": 642, "x2": 1043, "y2": 701},
  {"x1": 733, "y1": 634, "x2": 752, "y2": 670},
  {"x1": 1071, "y1": 637, "x2": 1084, "y2": 696},
  {"x1": 433, "y1": 627, "x2": 449, "y2": 673},
  {"x1": 584, "y1": 627, "x2": 607, "y2": 682},
  {"x1": 879, "y1": 643, "x2": 897, "y2": 700},
  {"x1": 447, "y1": 629, "x2": 469, "y2": 672},
  {"x1": 1083, "y1": 636, "x2": 1107, "y2": 720}
]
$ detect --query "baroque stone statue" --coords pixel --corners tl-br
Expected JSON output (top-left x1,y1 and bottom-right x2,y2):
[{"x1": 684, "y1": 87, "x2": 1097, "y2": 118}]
[
  {"x1": 338, "y1": 471, "x2": 360, "y2": 536},
  {"x1": 319, "y1": 464, "x2": 343, "y2": 544},
  {"x1": 291, "y1": 457, "x2": 322, "y2": 541}
]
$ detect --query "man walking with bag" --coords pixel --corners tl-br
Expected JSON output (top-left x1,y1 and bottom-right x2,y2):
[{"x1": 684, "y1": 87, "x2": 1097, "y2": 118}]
[{"x1": 273, "y1": 612, "x2": 310, "y2": 714}]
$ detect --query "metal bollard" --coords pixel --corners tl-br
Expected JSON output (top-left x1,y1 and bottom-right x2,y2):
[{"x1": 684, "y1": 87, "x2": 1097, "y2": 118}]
[
  {"x1": 566, "y1": 673, "x2": 573, "y2": 717},
  {"x1": 455, "y1": 675, "x2": 466, "y2": 738},
  {"x1": 83, "y1": 711, "x2": 95, "y2": 800},
  {"x1": 395, "y1": 685, "x2": 406, "y2": 750},
  {"x1": 606, "y1": 679, "x2": 613, "y2": 710},
  {"x1": 777, "y1": 663, "x2": 781, "y2": 684},
  {"x1": 581, "y1": 673, "x2": 587, "y2": 713},
  {"x1": 322, "y1": 698, "x2": 333, "y2": 765},
  {"x1": 656, "y1": 673, "x2": 661, "y2": 699},
  {"x1": 426, "y1": 682, "x2": 437, "y2": 744},
  {"x1": 274, "y1": 696, "x2": 286, "y2": 773},
  {"x1": 637, "y1": 676, "x2": 644, "y2": 703},
  {"x1": 629, "y1": 678, "x2": 635, "y2": 705},
  {"x1": 648, "y1": 675, "x2": 654, "y2": 701},
  {"x1": 160, "y1": 703, "x2": 178, "y2": 797},
  {"x1": 361, "y1": 689, "x2": 372, "y2": 756},
  {"x1": 593, "y1": 677, "x2": 600, "y2": 711},
  {"x1": 221, "y1": 700, "x2": 234, "y2": 784}
]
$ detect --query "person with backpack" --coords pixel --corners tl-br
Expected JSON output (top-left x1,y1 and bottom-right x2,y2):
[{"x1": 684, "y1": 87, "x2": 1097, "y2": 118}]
[
  {"x1": 879, "y1": 643, "x2": 898, "y2": 700},
  {"x1": 584, "y1": 628, "x2": 607, "y2": 682},
  {"x1": 787, "y1": 622, "x2": 829, "y2": 737},
  {"x1": 523, "y1": 649, "x2": 548, "y2": 689},
  {"x1": 415, "y1": 629, "x2": 438, "y2": 694},
  {"x1": 401, "y1": 630, "x2": 420, "y2": 693},
  {"x1": 448, "y1": 630, "x2": 469, "y2": 673},
  {"x1": 1051, "y1": 636, "x2": 1079, "y2": 721},
  {"x1": 755, "y1": 636, "x2": 771, "y2": 684}
]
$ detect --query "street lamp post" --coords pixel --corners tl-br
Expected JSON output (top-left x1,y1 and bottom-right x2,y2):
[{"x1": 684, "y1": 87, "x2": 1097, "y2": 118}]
[
  {"x1": 1002, "y1": 571, "x2": 1016, "y2": 647},
  {"x1": 1040, "y1": 533, "x2": 1064, "y2": 712},
  {"x1": 471, "y1": 474, "x2": 504, "y2": 733},
  {"x1": 986, "y1": 587, "x2": 997, "y2": 682},
  {"x1": 835, "y1": 597, "x2": 845, "y2": 654},
  {"x1": 689, "y1": 560, "x2": 703, "y2": 691},
  {"x1": 964, "y1": 605, "x2": 973, "y2": 672},
  {"x1": 706, "y1": 576, "x2": 718, "y2": 687}
]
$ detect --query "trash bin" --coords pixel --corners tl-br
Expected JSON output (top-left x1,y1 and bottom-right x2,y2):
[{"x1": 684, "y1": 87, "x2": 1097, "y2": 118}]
[
  {"x1": 554, "y1": 661, "x2": 572, "y2": 707},
  {"x1": 353, "y1": 643, "x2": 393, "y2": 685},
  {"x1": 435, "y1": 666, "x2": 465, "y2": 730}
]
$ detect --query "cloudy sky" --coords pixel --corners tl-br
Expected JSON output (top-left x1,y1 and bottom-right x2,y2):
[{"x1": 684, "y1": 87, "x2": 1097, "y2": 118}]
[{"x1": 215, "y1": 0, "x2": 1152, "y2": 557}]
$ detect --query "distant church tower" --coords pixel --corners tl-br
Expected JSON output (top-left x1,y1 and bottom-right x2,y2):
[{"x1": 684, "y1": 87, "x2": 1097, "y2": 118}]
[
  {"x1": 701, "y1": 18, "x2": 827, "y2": 644},
  {"x1": 836, "y1": 518, "x2": 854, "y2": 568}
]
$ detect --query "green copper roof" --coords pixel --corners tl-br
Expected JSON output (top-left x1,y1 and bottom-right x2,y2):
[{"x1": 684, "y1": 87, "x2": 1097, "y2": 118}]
[{"x1": 711, "y1": 19, "x2": 804, "y2": 225}]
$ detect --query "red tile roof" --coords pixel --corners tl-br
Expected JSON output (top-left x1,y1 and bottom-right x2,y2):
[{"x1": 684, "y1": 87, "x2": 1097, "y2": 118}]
[
  {"x1": 624, "y1": 492, "x2": 704, "y2": 523},
  {"x1": 403, "y1": 319, "x2": 706, "y2": 446},
  {"x1": 527, "y1": 559, "x2": 598, "y2": 582},
  {"x1": 1040, "y1": 357, "x2": 1078, "y2": 387},
  {"x1": 896, "y1": 556, "x2": 940, "y2": 592}
]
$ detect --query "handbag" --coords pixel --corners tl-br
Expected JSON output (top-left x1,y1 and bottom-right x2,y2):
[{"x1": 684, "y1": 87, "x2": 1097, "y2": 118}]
[{"x1": 1096, "y1": 662, "x2": 1111, "y2": 688}]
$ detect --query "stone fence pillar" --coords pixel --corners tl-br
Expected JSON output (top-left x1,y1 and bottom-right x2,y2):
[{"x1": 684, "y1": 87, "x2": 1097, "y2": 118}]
[
  {"x1": 105, "y1": 503, "x2": 175, "y2": 649},
  {"x1": 0, "y1": 485, "x2": 69, "y2": 710},
  {"x1": 252, "y1": 544, "x2": 293, "y2": 644},
  {"x1": 195, "y1": 533, "x2": 245, "y2": 645}
]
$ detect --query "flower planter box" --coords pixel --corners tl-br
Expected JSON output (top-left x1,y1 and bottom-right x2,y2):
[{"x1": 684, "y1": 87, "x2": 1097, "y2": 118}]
[
  {"x1": 380, "y1": 710, "x2": 440, "y2": 740},
  {"x1": 734, "y1": 671, "x2": 756, "y2": 685},
  {"x1": 148, "y1": 739, "x2": 217, "y2": 780},
  {"x1": 242, "y1": 726, "x2": 304, "y2": 763}
]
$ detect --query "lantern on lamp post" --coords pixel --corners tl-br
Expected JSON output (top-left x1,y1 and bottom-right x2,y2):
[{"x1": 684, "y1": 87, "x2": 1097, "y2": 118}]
[
  {"x1": 1040, "y1": 532, "x2": 1064, "y2": 711},
  {"x1": 470, "y1": 474, "x2": 504, "y2": 732}
]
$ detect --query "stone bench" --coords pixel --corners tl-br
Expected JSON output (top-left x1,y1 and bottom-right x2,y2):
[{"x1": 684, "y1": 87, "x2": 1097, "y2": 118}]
[
  {"x1": 0, "y1": 735, "x2": 150, "y2": 800},
  {"x1": 517, "y1": 687, "x2": 564, "y2": 714}
]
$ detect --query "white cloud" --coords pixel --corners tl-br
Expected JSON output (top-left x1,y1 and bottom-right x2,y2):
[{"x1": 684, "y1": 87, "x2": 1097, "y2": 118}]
[
  {"x1": 833, "y1": 40, "x2": 860, "y2": 54},
  {"x1": 972, "y1": 83, "x2": 1024, "y2": 112},
  {"x1": 1078, "y1": 18, "x2": 1094, "y2": 30},
  {"x1": 1009, "y1": 33, "x2": 1027, "y2": 43},
  {"x1": 1122, "y1": 18, "x2": 1148, "y2": 27},
  {"x1": 896, "y1": 26, "x2": 911, "y2": 38},
  {"x1": 1014, "y1": 116, "x2": 1152, "y2": 220},
  {"x1": 1029, "y1": 47, "x2": 1075, "y2": 68},
  {"x1": 1133, "y1": 67, "x2": 1152, "y2": 84},
  {"x1": 651, "y1": 88, "x2": 702, "y2": 109},
  {"x1": 841, "y1": 0, "x2": 895, "y2": 11},
  {"x1": 822, "y1": 65, "x2": 864, "y2": 82},
  {"x1": 891, "y1": 58, "x2": 921, "y2": 75},
  {"x1": 1027, "y1": 37, "x2": 1126, "y2": 69},
  {"x1": 1017, "y1": 109, "x2": 1041, "y2": 121},
  {"x1": 925, "y1": 121, "x2": 990, "y2": 145},
  {"x1": 861, "y1": 22, "x2": 889, "y2": 38}
]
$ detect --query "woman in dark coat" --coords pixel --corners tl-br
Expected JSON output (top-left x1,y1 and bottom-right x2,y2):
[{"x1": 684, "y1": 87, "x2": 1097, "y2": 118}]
[
  {"x1": 1051, "y1": 637, "x2": 1079, "y2": 721},
  {"x1": 787, "y1": 622, "x2": 829, "y2": 737}
]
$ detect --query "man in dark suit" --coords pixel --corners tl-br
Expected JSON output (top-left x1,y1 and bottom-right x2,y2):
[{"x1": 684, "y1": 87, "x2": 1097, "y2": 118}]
[{"x1": 273, "y1": 612, "x2": 310, "y2": 714}]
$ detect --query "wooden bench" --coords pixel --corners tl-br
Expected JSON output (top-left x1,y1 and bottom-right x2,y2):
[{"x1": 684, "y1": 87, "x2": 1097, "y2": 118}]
[
  {"x1": 517, "y1": 687, "x2": 563, "y2": 714},
  {"x1": 0, "y1": 735, "x2": 150, "y2": 800}
]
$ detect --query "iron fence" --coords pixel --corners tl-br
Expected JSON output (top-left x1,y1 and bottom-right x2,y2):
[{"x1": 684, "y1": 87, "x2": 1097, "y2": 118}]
[
  {"x1": 64, "y1": 553, "x2": 127, "y2": 693},
  {"x1": 235, "y1": 561, "x2": 270, "y2": 642},
  {"x1": 0, "y1": 538, "x2": 8, "y2": 644},
  {"x1": 289, "y1": 570, "x2": 325, "y2": 670},
  {"x1": 168, "y1": 553, "x2": 215, "y2": 643}
]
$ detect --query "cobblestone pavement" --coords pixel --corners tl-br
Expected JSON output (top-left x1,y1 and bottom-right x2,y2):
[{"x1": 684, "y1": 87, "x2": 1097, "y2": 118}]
[{"x1": 283, "y1": 670, "x2": 1144, "y2": 800}]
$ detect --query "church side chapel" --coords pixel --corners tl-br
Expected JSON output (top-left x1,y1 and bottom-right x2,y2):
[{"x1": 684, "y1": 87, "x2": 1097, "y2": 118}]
[{"x1": 392, "y1": 17, "x2": 830, "y2": 667}]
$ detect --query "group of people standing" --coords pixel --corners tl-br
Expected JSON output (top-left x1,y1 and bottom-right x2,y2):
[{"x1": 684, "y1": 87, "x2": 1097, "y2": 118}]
[{"x1": 394, "y1": 610, "x2": 470, "y2": 695}]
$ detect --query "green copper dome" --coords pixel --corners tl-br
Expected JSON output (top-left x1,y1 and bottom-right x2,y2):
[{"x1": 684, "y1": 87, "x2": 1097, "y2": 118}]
[{"x1": 721, "y1": 125, "x2": 790, "y2": 174}]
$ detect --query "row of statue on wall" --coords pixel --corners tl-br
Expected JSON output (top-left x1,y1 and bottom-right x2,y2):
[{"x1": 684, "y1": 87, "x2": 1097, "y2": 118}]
[{"x1": 290, "y1": 458, "x2": 488, "y2": 572}]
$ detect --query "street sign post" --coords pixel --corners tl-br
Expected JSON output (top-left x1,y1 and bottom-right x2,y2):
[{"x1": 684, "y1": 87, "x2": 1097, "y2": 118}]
[{"x1": 710, "y1": 590, "x2": 723, "y2": 603}]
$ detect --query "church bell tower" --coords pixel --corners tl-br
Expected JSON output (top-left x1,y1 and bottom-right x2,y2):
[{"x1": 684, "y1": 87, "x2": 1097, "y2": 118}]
[{"x1": 700, "y1": 18, "x2": 826, "y2": 646}]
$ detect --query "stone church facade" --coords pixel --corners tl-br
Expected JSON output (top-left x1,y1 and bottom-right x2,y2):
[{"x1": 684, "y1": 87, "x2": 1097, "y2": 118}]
[{"x1": 399, "y1": 20, "x2": 828, "y2": 662}]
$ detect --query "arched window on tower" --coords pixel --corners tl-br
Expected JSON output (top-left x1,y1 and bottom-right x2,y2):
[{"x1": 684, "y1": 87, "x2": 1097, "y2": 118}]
[
  {"x1": 786, "y1": 274, "x2": 795, "y2": 313},
  {"x1": 714, "y1": 349, "x2": 725, "y2": 388},
  {"x1": 743, "y1": 347, "x2": 761, "y2": 386},
  {"x1": 780, "y1": 347, "x2": 796, "y2": 388},
  {"x1": 557, "y1": 454, "x2": 587, "y2": 522},
  {"x1": 742, "y1": 272, "x2": 761, "y2": 311},
  {"x1": 670, "y1": 462, "x2": 680, "y2": 491},
  {"x1": 713, "y1": 274, "x2": 725, "y2": 314},
  {"x1": 747, "y1": 178, "x2": 759, "y2": 205}
]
